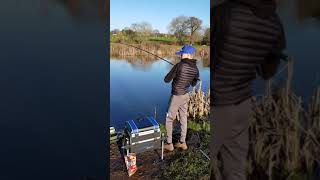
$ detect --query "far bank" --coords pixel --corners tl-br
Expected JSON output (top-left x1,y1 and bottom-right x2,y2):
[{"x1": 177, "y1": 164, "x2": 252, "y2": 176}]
[{"x1": 110, "y1": 42, "x2": 210, "y2": 58}]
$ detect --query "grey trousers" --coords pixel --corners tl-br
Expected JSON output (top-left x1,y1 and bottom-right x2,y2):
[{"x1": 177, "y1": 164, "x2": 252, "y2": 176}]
[
  {"x1": 165, "y1": 94, "x2": 189, "y2": 144},
  {"x1": 210, "y1": 98, "x2": 253, "y2": 180}
]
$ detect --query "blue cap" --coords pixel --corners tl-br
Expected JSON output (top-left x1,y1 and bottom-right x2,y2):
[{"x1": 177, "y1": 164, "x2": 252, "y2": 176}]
[{"x1": 175, "y1": 45, "x2": 196, "y2": 55}]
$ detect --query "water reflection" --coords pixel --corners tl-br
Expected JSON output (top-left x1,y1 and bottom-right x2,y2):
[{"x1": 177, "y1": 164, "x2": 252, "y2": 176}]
[{"x1": 110, "y1": 55, "x2": 210, "y2": 70}]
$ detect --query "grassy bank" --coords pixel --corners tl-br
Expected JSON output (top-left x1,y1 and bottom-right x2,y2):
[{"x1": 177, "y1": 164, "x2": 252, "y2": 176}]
[
  {"x1": 111, "y1": 30, "x2": 209, "y2": 46},
  {"x1": 159, "y1": 117, "x2": 210, "y2": 180},
  {"x1": 111, "y1": 33, "x2": 180, "y2": 45},
  {"x1": 110, "y1": 42, "x2": 210, "y2": 57},
  {"x1": 160, "y1": 130, "x2": 210, "y2": 179}
]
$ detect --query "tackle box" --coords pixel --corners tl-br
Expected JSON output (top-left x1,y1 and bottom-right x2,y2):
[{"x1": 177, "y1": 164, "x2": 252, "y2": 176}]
[
  {"x1": 110, "y1": 126, "x2": 117, "y2": 143},
  {"x1": 123, "y1": 116, "x2": 162, "y2": 154}
]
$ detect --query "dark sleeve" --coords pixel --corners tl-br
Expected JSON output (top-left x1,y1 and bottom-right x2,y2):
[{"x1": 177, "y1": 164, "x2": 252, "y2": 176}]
[
  {"x1": 191, "y1": 69, "x2": 200, "y2": 87},
  {"x1": 212, "y1": 3, "x2": 225, "y2": 43},
  {"x1": 257, "y1": 18, "x2": 286, "y2": 80},
  {"x1": 211, "y1": 6, "x2": 216, "y2": 39},
  {"x1": 164, "y1": 63, "x2": 179, "y2": 83},
  {"x1": 212, "y1": 2, "x2": 229, "y2": 64}
]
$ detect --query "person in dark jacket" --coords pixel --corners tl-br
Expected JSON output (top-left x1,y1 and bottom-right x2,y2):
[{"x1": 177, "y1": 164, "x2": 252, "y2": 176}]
[
  {"x1": 211, "y1": 0, "x2": 286, "y2": 179},
  {"x1": 163, "y1": 45, "x2": 200, "y2": 151}
]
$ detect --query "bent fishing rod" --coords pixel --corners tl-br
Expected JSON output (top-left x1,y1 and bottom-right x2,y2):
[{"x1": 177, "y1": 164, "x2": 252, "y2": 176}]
[{"x1": 117, "y1": 42, "x2": 175, "y2": 66}]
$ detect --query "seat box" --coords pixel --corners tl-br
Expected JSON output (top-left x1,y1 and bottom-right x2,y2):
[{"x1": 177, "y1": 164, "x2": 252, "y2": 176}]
[{"x1": 124, "y1": 117, "x2": 161, "y2": 153}]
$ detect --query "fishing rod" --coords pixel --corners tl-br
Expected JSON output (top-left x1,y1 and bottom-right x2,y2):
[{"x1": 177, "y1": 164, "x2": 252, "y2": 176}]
[
  {"x1": 118, "y1": 42, "x2": 201, "y2": 85},
  {"x1": 117, "y1": 42, "x2": 175, "y2": 66},
  {"x1": 118, "y1": 42, "x2": 202, "y2": 86}
]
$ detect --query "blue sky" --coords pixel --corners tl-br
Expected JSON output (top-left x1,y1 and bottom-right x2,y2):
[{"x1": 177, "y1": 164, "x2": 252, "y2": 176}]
[{"x1": 110, "y1": 0, "x2": 210, "y2": 33}]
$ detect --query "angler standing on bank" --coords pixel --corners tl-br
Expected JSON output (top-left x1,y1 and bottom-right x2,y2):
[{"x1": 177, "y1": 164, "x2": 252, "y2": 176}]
[
  {"x1": 211, "y1": 0, "x2": 286, "y2": 179},
  {"x1": 163, "y1": 45, "x2": 200, "y2": 151}
]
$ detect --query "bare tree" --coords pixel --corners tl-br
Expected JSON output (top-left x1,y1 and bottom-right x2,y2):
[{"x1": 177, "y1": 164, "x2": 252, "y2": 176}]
[
  {"x1": 111, "y1": 28, "x2": 120, "y2": 35},
  {"x1": 122, "y1": 27, "x2": 134, "y2": 35},
  {"x1": 130, "y1": 22, "x2": 153, "y2": 34},
  {"x1": 168, "y1": 16, "x2": 189, "y2": 45},
  {"x1": 128, "y1": 22, "x2": 153, "y2": 43},
  {"x1": 188, "y1": 17, "x2": 202, "y2": 44},
  {"x1": 192, "y1": 31, "x2": 203, "y2": 44},
  {"x1": 169, "y1": 16, "x2": 203, "y2": 45},
  {"x1": 152, "y1": 29, "x2": 160, "y2": 34}
]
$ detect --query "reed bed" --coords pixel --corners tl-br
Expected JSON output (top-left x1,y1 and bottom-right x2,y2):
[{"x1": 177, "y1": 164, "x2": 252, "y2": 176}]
[
  {"x1": 110, "y1": 42, "x2": 210, "y2": 58},
  {"x1": 188, "y1": 81, "x2": 210, "y2": 119},
  {"x1": 248, "y1": 58, "x2": 320, "y2": 179}
]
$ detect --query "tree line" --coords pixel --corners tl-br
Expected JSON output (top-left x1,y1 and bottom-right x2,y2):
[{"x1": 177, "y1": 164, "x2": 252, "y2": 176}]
[{"x1": 111, "y1": 16, "x2": 210, "y2": 45}]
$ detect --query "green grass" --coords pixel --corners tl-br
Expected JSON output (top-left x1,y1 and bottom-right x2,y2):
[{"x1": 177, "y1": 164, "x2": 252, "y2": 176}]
[
  {"x1": 159, "y1": 117, "x2": 210, "y2": 134},
  {"x1": 160, "y1": 123, "x2": 166, "y2": 133},
  {"x1": 187, "y1": 120, "x2": 210, "y2": 132},
  {"x1": 159, "y1": 118, "x2": 211, "y2": 180},
  {"x1": 148, "y1": 36, "x2": 177, "y2": 44},
  {"x1": 110, "y1": 33, "x2": 207, "y2": 46},
  {"x1": 161, "y1": 146, "x2": 210, "y2": 180}
]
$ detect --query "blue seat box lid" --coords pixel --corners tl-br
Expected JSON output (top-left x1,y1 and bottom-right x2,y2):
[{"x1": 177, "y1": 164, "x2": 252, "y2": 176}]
[{"x1": 126, "y1": 117, "x2": 159, "y2": 134}]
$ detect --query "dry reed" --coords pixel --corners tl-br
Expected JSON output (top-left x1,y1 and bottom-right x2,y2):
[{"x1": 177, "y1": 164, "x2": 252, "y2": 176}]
[
  {"x1": 248, "y1": 57, "x2": 320, "y2": 179},
  {"x1": 110, "y1": 42, "x2": 210, "y2": 58},
  {"x1": 188, "y1": 81, "x2": 210, "y2": 119},
  {"x1": 171, "y1": 81, "x2": 210, "y2": 121}
]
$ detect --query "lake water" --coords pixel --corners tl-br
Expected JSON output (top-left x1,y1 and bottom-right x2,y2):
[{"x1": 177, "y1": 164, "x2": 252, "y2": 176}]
[
  {"x1": 251, "y1": 0, "x2": 320, "y2": 104},
  {"x1": 277, "y1": 0, "x2": 320, "y2": 99},
  {"x1": 110, "y1": 57, "x2": 210, "y2": 129}
]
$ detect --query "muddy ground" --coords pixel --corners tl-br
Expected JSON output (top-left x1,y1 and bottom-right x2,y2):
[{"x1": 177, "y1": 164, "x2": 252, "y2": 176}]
[
  {"x1": 110, "y1": 142, "x2": 178, "y2": 180},
  {"x1": 109, "y1": 130, "x2": 207, "y2": 179}
]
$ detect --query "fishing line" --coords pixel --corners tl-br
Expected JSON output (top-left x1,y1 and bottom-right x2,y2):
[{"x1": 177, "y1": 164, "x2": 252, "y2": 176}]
[{"x1": 266, "y1": 53, "x2": 290, "y2": 87}]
